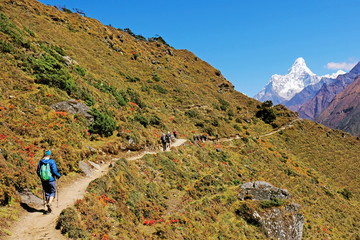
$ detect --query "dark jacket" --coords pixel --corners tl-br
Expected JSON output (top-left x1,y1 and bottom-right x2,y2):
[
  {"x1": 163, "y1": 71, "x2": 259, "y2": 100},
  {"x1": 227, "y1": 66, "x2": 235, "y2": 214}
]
[{"x1": 37, "y1": 157, "x2": 61, "y2": 182}]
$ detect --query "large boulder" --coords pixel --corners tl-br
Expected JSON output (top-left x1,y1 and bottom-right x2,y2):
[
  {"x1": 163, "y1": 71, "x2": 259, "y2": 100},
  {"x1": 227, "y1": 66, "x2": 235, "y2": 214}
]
[
  {"x1": 17, "y1": 189, "x2": 44, "y2": 207},
  {"x1": 237, "y1": 181, "x2": 304, "y2": 240},
  {"x1": 50, "y1": 99, "x2": 94, "y2": 124},
  {"x1": 238, "y1": 181, "x2": 290, "y2": 201}
]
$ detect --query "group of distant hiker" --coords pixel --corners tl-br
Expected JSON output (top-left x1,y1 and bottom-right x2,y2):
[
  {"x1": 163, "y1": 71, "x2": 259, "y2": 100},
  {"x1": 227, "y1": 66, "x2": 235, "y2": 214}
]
[
  {"x1": 193, "y1": 134, "x2": 209, "y2": 142},
  {"x1": 160, "y1": 129, "x2": 177, "y2": 151}
]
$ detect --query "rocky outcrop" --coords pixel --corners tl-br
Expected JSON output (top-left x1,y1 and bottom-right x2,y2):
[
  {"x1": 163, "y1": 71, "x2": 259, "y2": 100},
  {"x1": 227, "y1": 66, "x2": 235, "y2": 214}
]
[
  {"x1": 237, "y1": 181, "x2": 304, "y2": 240},
  {"x1": 50, "y1": 99, "x2": 94, "y2": 124},
  {"x1": 218, "y1": 82, "x2": 234, "y2": 93},
  {"x1": 238, "y1": 181, "x2": 290, "y2": 201}
]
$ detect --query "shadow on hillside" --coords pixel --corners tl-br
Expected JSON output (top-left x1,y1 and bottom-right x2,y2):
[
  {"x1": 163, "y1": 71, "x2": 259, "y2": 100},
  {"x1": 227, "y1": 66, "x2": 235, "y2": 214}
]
[{"x1": 20, "y1": 203, "x2": 46, "y2": 213}]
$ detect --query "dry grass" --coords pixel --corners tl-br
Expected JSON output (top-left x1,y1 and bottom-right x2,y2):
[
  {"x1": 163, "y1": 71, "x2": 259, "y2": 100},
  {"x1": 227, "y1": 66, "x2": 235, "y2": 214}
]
[{"x1": 0, "y1": 1, "x2": 359, "y2": 239}]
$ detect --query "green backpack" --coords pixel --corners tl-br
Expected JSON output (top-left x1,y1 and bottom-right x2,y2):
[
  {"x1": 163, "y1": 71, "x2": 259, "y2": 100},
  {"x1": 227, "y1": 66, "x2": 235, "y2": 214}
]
[{"x1": 40, "y1": 162, "x2": 52, "y2": 181}]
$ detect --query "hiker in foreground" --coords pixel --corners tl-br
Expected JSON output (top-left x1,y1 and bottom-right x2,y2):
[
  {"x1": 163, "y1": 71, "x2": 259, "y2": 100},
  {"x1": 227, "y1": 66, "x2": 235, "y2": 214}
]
[{"x1": 37, "y1": 150, "x2": 61, "y2": 214}]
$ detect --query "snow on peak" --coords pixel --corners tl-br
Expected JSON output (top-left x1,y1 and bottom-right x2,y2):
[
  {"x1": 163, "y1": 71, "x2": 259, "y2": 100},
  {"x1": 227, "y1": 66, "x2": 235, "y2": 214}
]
[
  {"x1": 254, "y1": 58, "x2": 345, "y2": 104},
  {"x1": 321, "y1": 70, "x2": 346, "y2": 79},
  {"x1": 288, "y1": 57, "x2": 315, "y2": 76}
]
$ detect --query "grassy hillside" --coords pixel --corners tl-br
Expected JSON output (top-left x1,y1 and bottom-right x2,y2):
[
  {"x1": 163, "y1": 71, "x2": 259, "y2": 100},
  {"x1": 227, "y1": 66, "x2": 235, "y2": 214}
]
[
  {"x1": 56, "y1": 123, "x2": 360, "y2": 239},
  {"x1": 0, "y1": 0, "x2": 359, "y2": 239}
]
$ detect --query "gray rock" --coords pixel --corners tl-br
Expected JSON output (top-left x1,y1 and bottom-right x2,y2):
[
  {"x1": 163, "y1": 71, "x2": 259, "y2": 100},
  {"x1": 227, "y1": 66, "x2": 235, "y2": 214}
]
[
  {"x1": 86, "y1": 146, "x2": 96, "y2": 153},
  {"x1": 17, "y1": 189, "x2": 44, "y2": 207},
  {"x1": 62, "y1": 56, "x2": 78, "y2": 66},
  {"x1": 240, "y1": 182, "x2": 254, "y2": 189},
  {"x1": 88, "y1": 160, "x2": 100, "y2": 170},
  {"x1": 50, "y1": 100, "x2": 94, "y2": 124},
  {"x1": 259, "y1": 203, "x2": 304, "y2": 240},
  {"x1": 237, "y1": 181, "x2": 304, "y2": 239},
  {"x1": 238, "y1": 181, "x2": 291, "y2": 201},
  {"x1": 254, "y1": 181, "x2": 274, "y2": 189},
  {"x1": 128, "y1": 138, "x2": 134, "y2": 144},
  {"x1": 79, "y1": 161, "x2": 92, "y2": 177}
]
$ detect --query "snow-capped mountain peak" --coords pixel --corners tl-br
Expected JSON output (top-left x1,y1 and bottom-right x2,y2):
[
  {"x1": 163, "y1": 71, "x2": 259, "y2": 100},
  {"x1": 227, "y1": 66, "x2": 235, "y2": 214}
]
[
  {"x1": 288, "y1": 57, "x2": 315, "y2": 76},
  {"x1": 254, "y1": 58, "x2": 346, "y2": 105}
]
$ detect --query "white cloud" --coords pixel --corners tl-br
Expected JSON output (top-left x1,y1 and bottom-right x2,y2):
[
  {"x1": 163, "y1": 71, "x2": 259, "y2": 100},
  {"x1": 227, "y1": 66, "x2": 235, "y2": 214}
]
[{"x1": 326, "y1": 61, "x2": 357, "y2": 71}]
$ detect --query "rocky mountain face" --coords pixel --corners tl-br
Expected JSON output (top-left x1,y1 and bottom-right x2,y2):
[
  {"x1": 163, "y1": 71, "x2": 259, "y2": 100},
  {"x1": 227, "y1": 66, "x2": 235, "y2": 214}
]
[
  {"x1": 297, "y1": 62, "x2": 360, "y2": 120},
  {"x1": 254, "y1": 57, "x2": 343, "y2": 105},
  {"x1": 284, "y1": 77, "x2": 334, "y2": 112},
  {"x1": 316, "y1": 75, "x2": 360, "y2": 136}
]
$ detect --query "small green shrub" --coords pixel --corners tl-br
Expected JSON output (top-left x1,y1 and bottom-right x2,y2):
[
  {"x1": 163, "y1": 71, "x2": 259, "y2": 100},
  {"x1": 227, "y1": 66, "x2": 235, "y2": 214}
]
[
  {"x1": 74, "y1": 66, "x2": 86, "y2": 76},
  {"x1": 195, "y1": 122, "x2": 204, "y2": 128},
  {"x1": 256, "y1": 108, "x2": 276, "y2": 124},
  {"x1": 150, "y1": 115, "x2": 161, "y2": 126},
  {"x1": 24, "y1": 27, "x2": 35, "y2": 37},
  {"x1": 126, "y1": 88, "x2": 146, "y2": 108},
  {"x1": 148, "y1": 35, "x2": 170, "y2": 47},
  {"x1": 152, "y1": 74, "x2": 161, "y2": 82},
  {"x1": 260, "y1": 197, "x2": 284, "y2": 208},
  {"x1": 56, "y1": 207, "x2": 89, "y2": 239},
  {"x1": 73, "y1": 87, "x2": 95, "y2": 106},
  {"x1": 262, "y1": 100, "x2": 273, "y2": 108},
  {"x1": 235, "y1": 118, "x2": 242, "y2": 123},
  {"x1": 126, "y1": 75, "x2": 140, "y2": 82},
  {"x1": 89, "y1": 108, "x2": 117, "y2": 137},
  {"x1": 134, "y1": 115, "x2": 149, "y2": 128},
  {"x1": 153, "y1": 84, "x2": 167, "y2": 94},
  {"x1": 185, "y1": 110, "x2": 197, "y2": 118},
  {"x1": 233, "y1": 124, "x2": 241, "y2": 131},
  {"x1": 113, "y1": 92, "x2": 127, "y2": 106},
  {"x1": 338, "y1": 188, "x2": 352, "y2": 200},
  {"x1": 60, "y1": 7, "x2": 72, "y2": 13},
  {"x1": 212, "y1": 119, "x2": 219, "y2": 127},
  {"x1": 218, "y1": 98, "x2": 229, "y2": 111},
  {"x1": 0, "y1": 40, "x2": 13, "y2": 53}
]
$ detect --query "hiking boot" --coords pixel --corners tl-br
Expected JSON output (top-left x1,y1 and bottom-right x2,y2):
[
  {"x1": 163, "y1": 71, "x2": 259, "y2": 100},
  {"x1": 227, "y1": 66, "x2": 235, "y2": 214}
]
[{"x1": 46, "y1": 203, "x2": 52, "y2": 213}]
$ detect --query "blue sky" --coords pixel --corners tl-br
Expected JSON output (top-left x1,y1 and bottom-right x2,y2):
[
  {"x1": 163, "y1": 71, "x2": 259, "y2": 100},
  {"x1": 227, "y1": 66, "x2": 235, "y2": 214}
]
[{"x1": 38, "y1": 0, "x2": 360, "y2": 97}]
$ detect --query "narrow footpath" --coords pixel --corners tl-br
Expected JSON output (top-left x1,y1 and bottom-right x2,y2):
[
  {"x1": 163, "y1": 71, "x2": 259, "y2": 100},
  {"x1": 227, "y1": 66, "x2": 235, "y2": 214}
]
[
  {"x1": 6, "y1": 139, "x2": 187, "y2": 240},
  {"x1": 5, "y1": 118, "x2": 299, "y2": 240}
]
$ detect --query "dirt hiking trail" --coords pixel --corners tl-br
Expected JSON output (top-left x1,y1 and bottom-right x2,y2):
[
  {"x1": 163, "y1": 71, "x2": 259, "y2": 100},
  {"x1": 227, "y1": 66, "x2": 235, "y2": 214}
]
[
  {"x1": 5, "y1": 118, "x2": 298, "y2": 240},
  {"x1": 5, "y1": 139, "x2": 187, "y2": 240}
]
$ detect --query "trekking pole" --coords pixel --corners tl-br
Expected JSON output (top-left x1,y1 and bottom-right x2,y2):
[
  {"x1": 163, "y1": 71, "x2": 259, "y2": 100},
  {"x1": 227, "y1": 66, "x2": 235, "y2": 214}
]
[
  {"x1": 43, "y1": 189, "x2": 46, "y2": 209},
  {"x1": 56, "y1": 178, "x2": 59, "y2": 208}
]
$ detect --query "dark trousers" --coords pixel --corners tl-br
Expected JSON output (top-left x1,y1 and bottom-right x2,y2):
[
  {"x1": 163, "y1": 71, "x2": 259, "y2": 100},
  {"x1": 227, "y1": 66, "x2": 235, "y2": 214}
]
[{"x1": 42, "y1": 180, "x2": 56, "y2": 201}]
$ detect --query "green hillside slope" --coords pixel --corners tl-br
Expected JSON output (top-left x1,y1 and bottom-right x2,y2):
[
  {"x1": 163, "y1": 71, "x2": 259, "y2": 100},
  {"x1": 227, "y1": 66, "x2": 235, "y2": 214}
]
[{"x1": 0, "y1": 0, "x2": 359, "y2": 239}]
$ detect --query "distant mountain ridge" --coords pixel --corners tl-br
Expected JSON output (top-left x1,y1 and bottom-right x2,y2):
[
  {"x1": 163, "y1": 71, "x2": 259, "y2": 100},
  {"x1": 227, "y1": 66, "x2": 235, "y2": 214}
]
[
  {"x1": 316, "y1": 75, "x2": 360, "y2": 136},
  {"x1": 297, "y1": 62, "x2": 360, "y2": 120},
  {"x1": 254, "y1": 57, "x2": 344, "y2": 105}
]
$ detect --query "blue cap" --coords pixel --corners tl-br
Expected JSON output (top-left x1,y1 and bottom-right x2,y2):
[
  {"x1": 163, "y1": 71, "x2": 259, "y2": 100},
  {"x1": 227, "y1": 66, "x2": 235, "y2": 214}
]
[{"x1": 45, "y1": 150, "x2": 51, "y2": 156}]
